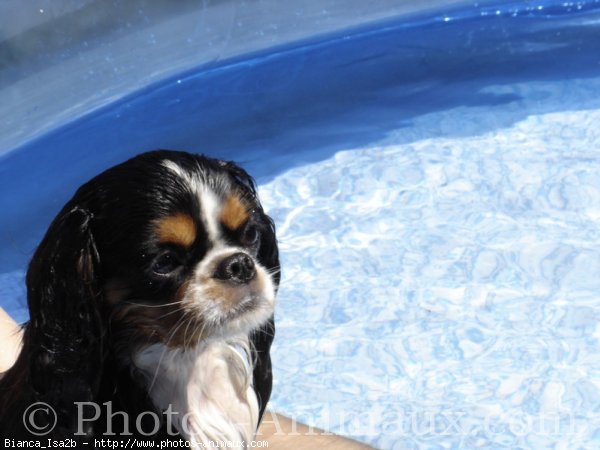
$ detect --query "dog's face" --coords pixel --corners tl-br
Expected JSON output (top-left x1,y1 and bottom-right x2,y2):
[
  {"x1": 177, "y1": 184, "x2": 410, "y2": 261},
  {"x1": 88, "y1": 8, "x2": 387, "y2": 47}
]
[{"x1": 49, "y1": 151, "x2": 279, "y2": 350}]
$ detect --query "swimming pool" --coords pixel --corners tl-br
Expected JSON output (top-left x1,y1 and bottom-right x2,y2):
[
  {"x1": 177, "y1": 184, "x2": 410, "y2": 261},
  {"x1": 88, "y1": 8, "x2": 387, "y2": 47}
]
[{"x1": 1, "y1": 1, "x2": 600, "y2": 448}]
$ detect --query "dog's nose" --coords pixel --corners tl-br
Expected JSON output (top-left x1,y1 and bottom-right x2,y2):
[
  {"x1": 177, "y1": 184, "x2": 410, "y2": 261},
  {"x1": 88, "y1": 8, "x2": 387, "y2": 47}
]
[{"x1": 213, "y1": 252, "x2": 256, "y2": 284}]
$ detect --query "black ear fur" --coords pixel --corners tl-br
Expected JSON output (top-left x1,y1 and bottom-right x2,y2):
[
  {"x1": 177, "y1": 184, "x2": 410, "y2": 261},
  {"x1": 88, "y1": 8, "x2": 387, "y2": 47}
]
[
  {"x1": 220, "y1": 160, "x2": 280, "y2": 422},
  {"x1": 0, "y1": 206, "x2": 105, "y2": 438}
]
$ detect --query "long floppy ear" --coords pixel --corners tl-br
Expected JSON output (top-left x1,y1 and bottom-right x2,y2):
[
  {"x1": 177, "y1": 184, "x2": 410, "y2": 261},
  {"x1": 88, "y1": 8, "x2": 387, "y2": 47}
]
[
  {"x1": 0, "y1": 206, "x2": 105, "y2": 438},
  {"x1": 220, "y1": 160, "x2": 280, "y2": 423},
  {"x1": 251, "y1": 214, "x2": 279, "y2": 423}
]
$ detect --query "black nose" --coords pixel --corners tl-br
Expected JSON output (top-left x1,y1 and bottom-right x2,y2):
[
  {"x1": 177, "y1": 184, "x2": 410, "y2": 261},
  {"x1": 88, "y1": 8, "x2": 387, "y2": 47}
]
[{"x1": 213, "y1": 252, "x2": 256, "y2": 284}]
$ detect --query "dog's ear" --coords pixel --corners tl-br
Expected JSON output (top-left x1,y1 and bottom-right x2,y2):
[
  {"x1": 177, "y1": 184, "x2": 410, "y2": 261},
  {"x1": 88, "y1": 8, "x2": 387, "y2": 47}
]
[
  {"x1": 23, "y1": 205, "x2": 105, "y2": 436},
  {"x1": 249, "y1": 315, "x2": 275, "y2": 423},
  {"x1": 257, "y1": 215, "x2": 280, "y2": 289}
]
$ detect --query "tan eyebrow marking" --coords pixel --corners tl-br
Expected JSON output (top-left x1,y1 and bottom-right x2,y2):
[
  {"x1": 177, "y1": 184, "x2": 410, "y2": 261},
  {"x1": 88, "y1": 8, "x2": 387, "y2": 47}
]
[
  {"x1": 220, "y1": 194, "x2": 249, "y2": 230},
  {"x1": 155, "y1": 213, "x2": 196, "y2": 247}
]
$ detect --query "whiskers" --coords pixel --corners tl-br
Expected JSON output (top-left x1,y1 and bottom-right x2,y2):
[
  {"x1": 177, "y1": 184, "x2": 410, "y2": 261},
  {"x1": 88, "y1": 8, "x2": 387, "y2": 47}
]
[
  {"x1": 146, "y1": 314, "x2": 188, "y2": 392},
  {"x1": 122, "y1": 299, "x2": 186, "y2": 309},
  {"x1": 265, "y1": 267, "x2": 281, "y2": 278},
  {"x1": 146, "y1": 312, "x2": 212, "y2": 393},
  {"x1": 107, "y1": 296, "x2": 189, "y2": 353}
]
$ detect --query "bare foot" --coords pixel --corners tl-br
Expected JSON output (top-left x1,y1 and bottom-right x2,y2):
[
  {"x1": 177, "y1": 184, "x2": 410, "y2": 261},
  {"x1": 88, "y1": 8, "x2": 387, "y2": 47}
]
[
  {"x1": 258, "y1": 411, "x2": 375, "y2": 449},
  {"x1": 0, "y1": 307, "x2": 23, "y2": 377}
]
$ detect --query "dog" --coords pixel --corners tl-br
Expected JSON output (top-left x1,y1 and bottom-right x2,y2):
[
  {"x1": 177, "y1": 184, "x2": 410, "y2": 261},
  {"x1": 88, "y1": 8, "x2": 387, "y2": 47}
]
[{"x1": 0, "y1": 150, "x2": 280, "y2": 446}]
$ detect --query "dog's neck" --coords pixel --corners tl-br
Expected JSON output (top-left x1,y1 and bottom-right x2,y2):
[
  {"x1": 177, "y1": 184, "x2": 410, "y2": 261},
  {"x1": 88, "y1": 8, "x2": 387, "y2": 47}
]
[{"x1": 133, "y1": 337, "x2": 258, "y2": 448}]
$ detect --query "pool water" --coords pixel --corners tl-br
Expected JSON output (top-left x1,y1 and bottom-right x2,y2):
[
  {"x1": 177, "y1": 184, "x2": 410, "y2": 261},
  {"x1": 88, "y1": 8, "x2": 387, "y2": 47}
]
[
  {"x1": 264, "y1": 77, "x2": 600, "y2": 449},
  {"x1": 2, "y1": 1, "x2": 600, "y2": 448}
]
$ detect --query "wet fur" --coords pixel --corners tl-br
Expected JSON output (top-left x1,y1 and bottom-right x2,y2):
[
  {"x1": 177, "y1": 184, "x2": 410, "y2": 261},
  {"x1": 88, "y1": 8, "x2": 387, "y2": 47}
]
[{"x1": 0, "y1": 151, "x2": 280, "y2": 444}]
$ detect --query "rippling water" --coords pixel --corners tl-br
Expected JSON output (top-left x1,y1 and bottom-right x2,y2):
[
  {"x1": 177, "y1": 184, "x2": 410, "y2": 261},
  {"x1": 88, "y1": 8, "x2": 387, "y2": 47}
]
[{"x1": 263, "y1": 76, "x2": 600, "y2": 449}]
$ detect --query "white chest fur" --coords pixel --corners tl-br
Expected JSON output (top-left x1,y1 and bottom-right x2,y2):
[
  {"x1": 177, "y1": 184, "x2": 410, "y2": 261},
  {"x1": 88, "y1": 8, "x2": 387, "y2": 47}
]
[{"x1": 133, "y1": 339, "x2": 259, "y2": 448}]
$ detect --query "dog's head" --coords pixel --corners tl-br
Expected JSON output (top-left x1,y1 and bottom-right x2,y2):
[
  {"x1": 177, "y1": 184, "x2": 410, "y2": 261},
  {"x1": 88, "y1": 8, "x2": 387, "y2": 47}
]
[{"x1": 27, "y1": 150, "x2": 279, "y2": 352}]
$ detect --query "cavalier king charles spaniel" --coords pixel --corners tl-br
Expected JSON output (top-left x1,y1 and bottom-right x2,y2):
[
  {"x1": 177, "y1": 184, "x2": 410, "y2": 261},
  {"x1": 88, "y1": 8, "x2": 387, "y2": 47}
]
[{"x1": 0, "y1": 151, "x2": 279, "y2": 447}]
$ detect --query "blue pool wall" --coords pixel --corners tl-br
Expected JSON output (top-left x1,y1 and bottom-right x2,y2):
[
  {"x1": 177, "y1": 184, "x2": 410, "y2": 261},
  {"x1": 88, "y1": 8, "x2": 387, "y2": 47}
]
[{"x1": 1, "y1": 0, "x2": 475, "y2": 155}]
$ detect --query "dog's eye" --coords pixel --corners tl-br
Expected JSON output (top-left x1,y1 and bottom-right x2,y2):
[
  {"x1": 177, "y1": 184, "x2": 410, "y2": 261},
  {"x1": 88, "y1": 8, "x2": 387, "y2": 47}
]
[
  {"x1": 241, "y1": 224, "x2": 260, "y2": 247},
  {"x1": 152, "y1": 252, "x2": 181, "y2": 276}
]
